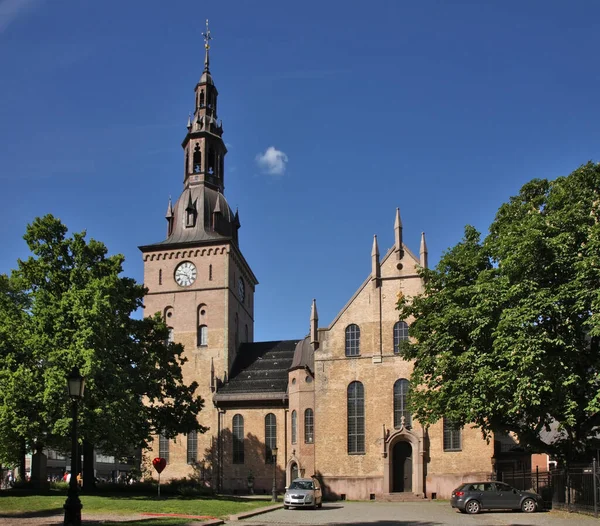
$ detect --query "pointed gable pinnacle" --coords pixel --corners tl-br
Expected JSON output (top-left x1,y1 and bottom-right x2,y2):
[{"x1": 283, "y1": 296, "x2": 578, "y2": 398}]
[
  {"x1": 165, "y1": 196, "x2": 174, "y2": 218},
  {"x1": 371, "y1": 234, "x2": 381, "y2": 285},
  {"x1": 310, "y1": 298, "x2": 319, "y2": 347},
  {"x1": 394, "y1": 207, "x2": 403, "y2": 257},
  {"x1": 187, "y1": 113, "x2": 192, "y2": 130},
  {"x1": 420, "y1": 232, "x2": 429, "y2": 269}
]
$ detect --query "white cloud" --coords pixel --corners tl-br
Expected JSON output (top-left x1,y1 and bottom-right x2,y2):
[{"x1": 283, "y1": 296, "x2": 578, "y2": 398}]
[
  {"x1": 255, "y1": 146, "x2": 288, "y2": 176},
  {"x1": 0, "y1": 0, "x2": 42, "y2": 34}
]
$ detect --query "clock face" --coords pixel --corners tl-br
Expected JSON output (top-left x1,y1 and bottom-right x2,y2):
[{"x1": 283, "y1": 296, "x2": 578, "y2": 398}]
[
  {"x1": 174, "y1": 261, "x2": 197, "y2": 287},
  {"x1": 237, "y1": 277, "x2": 245, "y2": 301}
]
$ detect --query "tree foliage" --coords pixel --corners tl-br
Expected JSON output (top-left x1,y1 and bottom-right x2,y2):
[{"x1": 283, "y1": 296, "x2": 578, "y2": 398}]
[
  {"x1": 397, "y1": 162, "x2": 600, "y2": 460},
  {"x1": 0, "y1": 215, "x2": 206, "y2": 467}
]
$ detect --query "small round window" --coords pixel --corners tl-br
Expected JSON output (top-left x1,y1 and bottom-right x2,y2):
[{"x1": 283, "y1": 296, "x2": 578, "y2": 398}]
[
  {"x1": 305, "y1": 376, "x2": 313, "y2": 384},
  {"x1": 291, "y1": 378, "x2": 296, "y2": 385}
]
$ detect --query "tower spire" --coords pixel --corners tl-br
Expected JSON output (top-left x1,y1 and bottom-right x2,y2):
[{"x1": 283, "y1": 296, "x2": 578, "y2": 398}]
[{"x1": 202, "y1": 19, "x2": 212, "y2": 72}]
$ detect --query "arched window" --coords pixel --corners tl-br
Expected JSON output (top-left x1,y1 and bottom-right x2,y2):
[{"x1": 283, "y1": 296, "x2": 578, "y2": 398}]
[
  {"x1": 193, "y1": 144, "x2": 202, "y2": 174},
  {"x1": 345, "y1": 324, "x2": 360, "y2": 356},
  {"x1": 393, "y1": 321, "x2": 409, "y2": 353},
  {"x1": 394, "y1": 379, "x2": 411, "y2": 428},
  {"x1": 185, "y1": 151, "x2": 189, "y2": 174},
  {"x1": 199, "y1": 90, "x2": 205, "y2": 107},
  {"x1": 166, "y1": 327, "x2": 174, "y2": 344},
  {"x1": 291, "y1": 410, "x2": 297, "y2": 445},
  {"x1": 304, "y1": 408, "x2": 314, "y2": 444},
  {"x1": 233, "y1": 414, "x2": 244, "y2": 464},
  {"x1": 159, "y1": 433, "x2": 169, "y2": 463},
  {"x1": 209, "y1": 264, "x2": 213, "y2": 281},
  {"x1": 208, "y1": 148, "x2": 215, "y2": 174},
  {"x1": 197, "y1": 306, "x2": 207, "y2": 347},
  {"x1": 265, "y1": 413, "x2": 276, "y2": 464},
  {"x1": 347, "y1": 381, "x2": 365, "y2": 454},
  {"x1": 187, "y1": 430, "x2": 197, "y2": 464},
  {"x1": 159, "y1": 269, "x2": 162, "y2": 285},
  {"x1": 443, "y1": 419, "x2": 462, "y2": 451}
]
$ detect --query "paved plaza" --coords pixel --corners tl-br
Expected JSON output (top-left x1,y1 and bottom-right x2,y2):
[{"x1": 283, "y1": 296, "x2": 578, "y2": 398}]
[{"x1": 234, "y1": 501, "x2": 600, "y2": 526}]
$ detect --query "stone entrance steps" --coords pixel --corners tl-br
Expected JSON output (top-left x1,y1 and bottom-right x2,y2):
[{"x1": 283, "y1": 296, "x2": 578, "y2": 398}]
[{"x1": 380, "y1": 492, "x2": 427, "y2": 502}]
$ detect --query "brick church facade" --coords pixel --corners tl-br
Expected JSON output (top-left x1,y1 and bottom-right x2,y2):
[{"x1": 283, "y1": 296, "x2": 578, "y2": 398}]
[{"x1": 139, "y1": 27, "x2": 498, "y2": 500}]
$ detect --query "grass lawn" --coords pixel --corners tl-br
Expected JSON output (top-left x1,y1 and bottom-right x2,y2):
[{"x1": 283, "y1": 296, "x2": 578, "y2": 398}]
[{"x1": 0, "y1": 492, "x2": 274, "y2": 520}]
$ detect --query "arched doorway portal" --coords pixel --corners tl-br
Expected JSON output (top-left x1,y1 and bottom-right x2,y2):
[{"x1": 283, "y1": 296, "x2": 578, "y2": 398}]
[
  {"x1": 290, "y1": 462, "x2": 298, "y2": 482},
  {"x1": 392, "y1": 441, "x2": 412, "y2": 492}
]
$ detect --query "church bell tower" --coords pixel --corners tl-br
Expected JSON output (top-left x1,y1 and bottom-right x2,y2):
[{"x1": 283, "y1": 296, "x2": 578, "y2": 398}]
[{"x1": 139, "y1": 21, "x2": 258, "y2": 480}]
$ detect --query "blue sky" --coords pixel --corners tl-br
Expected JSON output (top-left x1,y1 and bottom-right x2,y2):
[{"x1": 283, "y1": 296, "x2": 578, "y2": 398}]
[{"x1": 1, "y1": 0, "x2": 598, "y2": 342}]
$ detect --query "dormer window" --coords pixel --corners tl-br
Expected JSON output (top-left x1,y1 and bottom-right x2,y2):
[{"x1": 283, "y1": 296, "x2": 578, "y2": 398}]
[{"x1": 186, "y1": 209, "x2": 197, "y2": 227}]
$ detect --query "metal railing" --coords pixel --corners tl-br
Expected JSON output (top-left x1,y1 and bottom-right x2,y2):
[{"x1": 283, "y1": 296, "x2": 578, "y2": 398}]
[{"x1": 493, "y1": 460, "x2": 600, "y2": 517}]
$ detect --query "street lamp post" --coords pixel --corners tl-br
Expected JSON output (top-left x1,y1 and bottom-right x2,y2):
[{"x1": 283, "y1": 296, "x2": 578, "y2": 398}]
[
  {"x1": 64, "y1": 367, "x2": 85, "y2": 526},
  {"x1": 271, "y1": 446, "x2": 278, "y2": 502}
]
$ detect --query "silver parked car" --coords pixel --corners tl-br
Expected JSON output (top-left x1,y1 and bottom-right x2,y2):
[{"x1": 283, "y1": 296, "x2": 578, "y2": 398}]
[
  {"x1": 450, "y1": 481, "x2": 544, "y2": 514},
  {"x1": 284, "y1": 477, "x2": 323, "y2": 509}
]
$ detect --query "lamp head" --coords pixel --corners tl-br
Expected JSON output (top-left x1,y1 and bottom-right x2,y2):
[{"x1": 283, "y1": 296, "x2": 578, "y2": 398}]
[{"x1": 66, "y1": 367, "x2": 85, "y2": 399}]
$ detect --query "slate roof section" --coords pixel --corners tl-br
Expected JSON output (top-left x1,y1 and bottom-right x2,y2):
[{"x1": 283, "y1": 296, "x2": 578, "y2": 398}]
[
  {"x1": 139, "y1": 185, "x2": 237, "y2": 251},
  {"x1": 215, "y1": 340, "x2": 298, "y2": 400}
]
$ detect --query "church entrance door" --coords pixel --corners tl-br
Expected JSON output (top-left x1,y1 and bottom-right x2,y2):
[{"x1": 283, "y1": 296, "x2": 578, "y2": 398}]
[
  {"x1": 290, "y1": 462, "x2": 298, "y2": 482},
  {"x1": 392, "y1": 441, "x2": 412, "y2": 492}
]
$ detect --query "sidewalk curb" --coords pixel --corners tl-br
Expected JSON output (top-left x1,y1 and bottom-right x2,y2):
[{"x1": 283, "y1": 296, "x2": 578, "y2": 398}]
[{"x1": 228, "y1": 503, "x2": 283, "y2": 521}]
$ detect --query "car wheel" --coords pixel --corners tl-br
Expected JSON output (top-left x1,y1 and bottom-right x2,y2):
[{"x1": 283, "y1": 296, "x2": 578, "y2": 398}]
[
  {"x1": 521, "y1": 498, "x2": 536, "y2": 513},
  {"x1": 465, "y1": 500, "x2": 481, "y2": 514}
]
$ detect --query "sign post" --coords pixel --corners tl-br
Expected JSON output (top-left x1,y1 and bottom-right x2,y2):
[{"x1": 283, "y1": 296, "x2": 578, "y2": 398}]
[{"x1": 152, "y1": 457, "x2": 166, "y2": 498}]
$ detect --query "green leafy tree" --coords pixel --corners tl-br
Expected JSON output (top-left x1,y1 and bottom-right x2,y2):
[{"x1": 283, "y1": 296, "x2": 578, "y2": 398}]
[
  {"x1": 0, "y1": 215, "x2": 206, "y2": 485},
  {"x1": 398, "y1": 162, "x2": 600, "y2": 461}
]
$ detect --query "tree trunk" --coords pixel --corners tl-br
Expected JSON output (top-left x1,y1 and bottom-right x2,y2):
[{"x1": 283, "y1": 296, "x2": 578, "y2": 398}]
[
  {"x1": 17, "y1": 439, "x2": 26, "y2": 482},
  {"x1": 82, "y1": 440, "x2": 96, "y2": 492}
]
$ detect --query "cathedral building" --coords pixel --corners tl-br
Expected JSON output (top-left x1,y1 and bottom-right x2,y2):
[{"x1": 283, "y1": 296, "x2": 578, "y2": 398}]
[{"x1": 139, "y1": 26, "x2": 497, "y2": 500}]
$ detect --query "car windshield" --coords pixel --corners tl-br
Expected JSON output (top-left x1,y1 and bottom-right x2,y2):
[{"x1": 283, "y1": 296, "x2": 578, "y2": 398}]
[{"x1": 289, "y1": 480, "x2": 313, "y2": 490}]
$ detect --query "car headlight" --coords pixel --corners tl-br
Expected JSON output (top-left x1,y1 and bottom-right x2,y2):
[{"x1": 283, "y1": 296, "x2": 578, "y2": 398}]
[{"x1": 305, "y1": 495, "x2": 313, "y2": 502}]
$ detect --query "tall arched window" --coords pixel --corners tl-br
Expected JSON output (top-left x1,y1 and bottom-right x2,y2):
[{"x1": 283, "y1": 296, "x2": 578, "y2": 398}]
[
  {"x1": 304, "y1": 408, "x2": 314, "y2": 444},
  {"x1": 197, "y1": 305, "x2": 207, "y2": 347},
  {"x1": 291, "y1": 410, "x2": 297, "y2": 445},
  {"x1": 159, "y1": 433, "x2": 169, "y2": 463},
  {"x1": 167, "y1": 327, "x2": 174, "y2": 344},
  {"x1": 345, "y1": 324, "x2": 360, "y2": 356},
  {"x1": 347, "y1": 381, "x2": 365, "y2": 454},
  {"x1": 394, "y1": 379, "x2": 411, "y2": 428},
  {"x1": 265, "y1": 413, "x2": 276, "y2": 464},
  {"x1": 187, "y1": 430, "x2": 197, "y2": 464},
  {"x1": 199, "y1": 90, "x2": 205, "y2": 107},
  {"x1": 393, "y1": 321, "x2": 409, "y2": 353},
  {"x1": 233, "y1": 414, "x2": 244, "y2": 464}
]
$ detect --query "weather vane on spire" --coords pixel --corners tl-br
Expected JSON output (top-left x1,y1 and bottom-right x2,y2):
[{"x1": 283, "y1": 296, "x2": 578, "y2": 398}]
[
  {"x1": 202, "y1": 19, "x2": 212, "y2": 71},
  {"x1": 202, "y1": 19, "x2": 212, "y2": 50}
]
